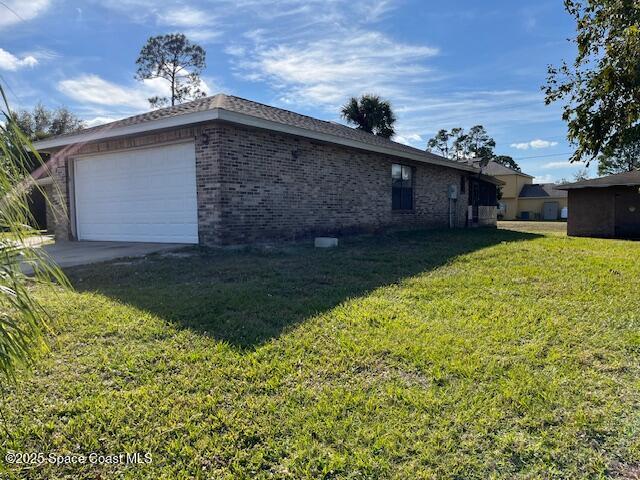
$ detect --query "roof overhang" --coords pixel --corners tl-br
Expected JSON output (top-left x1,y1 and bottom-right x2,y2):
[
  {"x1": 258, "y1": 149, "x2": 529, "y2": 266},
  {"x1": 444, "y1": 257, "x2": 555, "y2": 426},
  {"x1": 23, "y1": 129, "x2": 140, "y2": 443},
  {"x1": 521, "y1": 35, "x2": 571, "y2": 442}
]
[
  {"x1": 556, "y1": 182, "x2": 640, "y2": 190},
  {"x1": 33, "y1": 108, "x2": 222, "y2": 151},
  {"x1": 489, "y1": 170, "x2": 535, "y2": 179},
  {"x1": 476, "y1": 173, "x2": 505, "y2": 186},
  {"x1": 33, "y1": 108, "x2": 479, "y2": 174}
]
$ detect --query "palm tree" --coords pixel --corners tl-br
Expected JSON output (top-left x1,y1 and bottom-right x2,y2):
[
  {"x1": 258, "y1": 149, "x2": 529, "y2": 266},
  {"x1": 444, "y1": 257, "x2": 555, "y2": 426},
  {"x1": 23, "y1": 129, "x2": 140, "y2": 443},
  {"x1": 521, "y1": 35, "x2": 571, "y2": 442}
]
[
  {"x1": 340, "y1": 94, "x2": 396, "y2": 138},
  {"x1": 0, "y1": 84, "x2": 68, "y2": 382}
]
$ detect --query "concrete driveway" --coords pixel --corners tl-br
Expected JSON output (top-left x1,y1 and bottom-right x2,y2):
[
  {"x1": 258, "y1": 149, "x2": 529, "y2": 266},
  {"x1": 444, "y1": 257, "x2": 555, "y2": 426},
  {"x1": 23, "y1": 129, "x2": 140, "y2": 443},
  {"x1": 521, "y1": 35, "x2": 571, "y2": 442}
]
[{"x1": 38, "y1": 240, "x2": 188, "y2": 269}]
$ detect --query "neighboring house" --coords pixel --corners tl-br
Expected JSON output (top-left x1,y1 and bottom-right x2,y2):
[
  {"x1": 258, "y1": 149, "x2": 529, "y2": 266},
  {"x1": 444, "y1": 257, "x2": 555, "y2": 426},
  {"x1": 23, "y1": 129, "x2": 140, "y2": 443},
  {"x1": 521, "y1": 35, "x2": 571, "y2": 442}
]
[
  {"x1": 33, "y1": 94, "x2": 501, "y2": 246},
  {"x1": 516, "y1": 183, "x2": 568, "y2": 221},
  {"x1": 480, "y1": 161, "x2": 567, "y2": 220},
  {"x1": 556, "y1": 170, "x2": 640, "y2": 238}
]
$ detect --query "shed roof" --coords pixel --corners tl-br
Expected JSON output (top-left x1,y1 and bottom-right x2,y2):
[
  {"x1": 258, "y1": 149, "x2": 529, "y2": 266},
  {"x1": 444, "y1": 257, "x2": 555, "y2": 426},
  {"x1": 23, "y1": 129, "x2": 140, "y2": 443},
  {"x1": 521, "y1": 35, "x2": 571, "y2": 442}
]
[
  {"x1": 556, "y1": 170, "x2": 640, "y2": 189},
  {"x1": 33, "y1": 93, "x2": 479, "y2": 173}
]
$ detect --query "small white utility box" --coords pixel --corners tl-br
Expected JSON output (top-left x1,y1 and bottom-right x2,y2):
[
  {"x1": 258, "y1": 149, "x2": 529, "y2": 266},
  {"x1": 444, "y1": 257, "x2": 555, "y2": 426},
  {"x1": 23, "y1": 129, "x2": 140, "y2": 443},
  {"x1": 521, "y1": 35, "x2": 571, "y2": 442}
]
[
  {"x1": 315, "y1": 237, "x2": 338, "y2": 248},
  {"x1": 448, "y1": 184, "x2": 458, "y2": 200}
]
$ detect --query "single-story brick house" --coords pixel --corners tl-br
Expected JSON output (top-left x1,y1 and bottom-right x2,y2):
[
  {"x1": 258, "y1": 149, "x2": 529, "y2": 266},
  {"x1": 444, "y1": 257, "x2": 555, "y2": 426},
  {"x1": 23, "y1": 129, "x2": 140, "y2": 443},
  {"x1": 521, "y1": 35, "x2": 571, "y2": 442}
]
[
  {"x1": 556, "y1": 170, "x2": 640, "y2": 238},
  {"x1": 33, "y1": 94, "x2": 501, "y2": 246}
]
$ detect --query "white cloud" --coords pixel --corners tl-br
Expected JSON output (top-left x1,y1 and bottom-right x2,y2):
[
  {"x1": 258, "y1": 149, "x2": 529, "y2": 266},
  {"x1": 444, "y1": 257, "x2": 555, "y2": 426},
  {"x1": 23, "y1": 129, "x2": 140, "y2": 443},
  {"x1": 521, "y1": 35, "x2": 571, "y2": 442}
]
[
  {"x1": 530, "y1": 139, "x2": 558, "y2": 149},
  {"x1": 225, "y1": 45, "x2": 247, "y2": 57},
  {"x1": 511, "y1": 139, "x2": 559, "y2": 150},
  {"x1": 58, "y1": 75, "x2": 158, "y2": 110},
  {"x1": 541, "y1": 161, "x2": 572, "y2": 170},
  {"x1": 84, "y1": 116, "x2": 123, "y2": 127},
  {"x1": 183, "y1": 29, "x2": 222, "y2": 43},
  {"x1": 0, "y1": 0, "x2": 51, "y2": 29},
  {"x1": 533, "y1": 174, "x2": 555, "y2": 184},
  {"x1": 58, "y1": 74, "x2": 212, "y2": 111},
  {"x1": 235, "y1": 31, "x2": 438, "y2": 107},
  {"x1": 394, "y1": 132, "x2": 424, "y2": 147},
  {"x1": 359, "y1": 0, "x2": 395, "y2": 22},
  {"x1": 85, "y1": 0, "x2": 559, "y2": 147},
  {"x1": 156, "y1": 6, "x2": 212, "y2": 27},
  {"x1": 0, "y1": 48, "x2": 38, "y2": 71},
  {"x1": 155, "y1": 6, "x2": 220, "y2": 42},
  {"x1": 224, "y1": 6, "x2": 555, "y2": 140}
]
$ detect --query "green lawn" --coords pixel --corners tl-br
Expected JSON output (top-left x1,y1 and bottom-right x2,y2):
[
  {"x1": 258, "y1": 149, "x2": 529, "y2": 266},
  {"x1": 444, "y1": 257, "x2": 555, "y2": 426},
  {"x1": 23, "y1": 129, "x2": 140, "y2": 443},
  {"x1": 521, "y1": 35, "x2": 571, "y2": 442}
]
[
  {"x1": 498, "y1": 221, "x2": 568, "y2": 236},
  {"x1": 2, "y1": 226, "x2": 640, "y2": 479}
]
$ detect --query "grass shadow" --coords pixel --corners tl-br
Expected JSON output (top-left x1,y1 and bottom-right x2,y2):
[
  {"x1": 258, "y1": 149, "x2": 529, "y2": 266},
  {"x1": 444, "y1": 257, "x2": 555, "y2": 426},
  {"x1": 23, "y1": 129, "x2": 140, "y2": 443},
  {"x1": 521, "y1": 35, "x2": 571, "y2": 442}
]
[{"x1": 67, "y1": 228, "x2": 541, "y2": 349}]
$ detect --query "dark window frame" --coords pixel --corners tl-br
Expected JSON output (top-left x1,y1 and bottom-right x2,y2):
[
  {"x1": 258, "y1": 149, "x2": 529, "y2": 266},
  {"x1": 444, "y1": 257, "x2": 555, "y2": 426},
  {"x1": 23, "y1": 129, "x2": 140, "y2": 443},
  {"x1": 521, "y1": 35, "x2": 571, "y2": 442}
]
[{"x1": 392, "y1": 163, "x2": 414, "y2": 211}]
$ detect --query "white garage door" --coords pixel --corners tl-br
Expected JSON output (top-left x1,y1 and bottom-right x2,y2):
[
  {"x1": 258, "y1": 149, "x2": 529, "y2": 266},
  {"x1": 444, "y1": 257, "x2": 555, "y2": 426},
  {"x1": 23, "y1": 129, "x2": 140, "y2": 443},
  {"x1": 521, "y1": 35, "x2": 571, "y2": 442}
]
[{"x1": 74, "y1": 142, "x2": 198, "y2": 243}]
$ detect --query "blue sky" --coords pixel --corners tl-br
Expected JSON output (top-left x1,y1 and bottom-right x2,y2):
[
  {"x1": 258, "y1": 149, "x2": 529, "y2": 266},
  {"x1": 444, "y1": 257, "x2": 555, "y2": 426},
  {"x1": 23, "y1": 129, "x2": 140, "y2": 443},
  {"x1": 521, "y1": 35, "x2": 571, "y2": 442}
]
[{"x1": 0, "y1": 0, "x2": 594, "y2": 182}]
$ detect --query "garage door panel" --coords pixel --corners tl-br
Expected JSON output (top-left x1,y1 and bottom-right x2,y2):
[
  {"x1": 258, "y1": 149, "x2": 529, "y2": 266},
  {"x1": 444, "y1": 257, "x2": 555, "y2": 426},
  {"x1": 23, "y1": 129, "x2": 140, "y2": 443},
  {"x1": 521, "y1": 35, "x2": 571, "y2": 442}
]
[
  {"x1": 79, "y1": 223, "x2": 196, "y2": 243},
  {"x1": 74, "y1": 142, "x2": 198, "y2": 243}
]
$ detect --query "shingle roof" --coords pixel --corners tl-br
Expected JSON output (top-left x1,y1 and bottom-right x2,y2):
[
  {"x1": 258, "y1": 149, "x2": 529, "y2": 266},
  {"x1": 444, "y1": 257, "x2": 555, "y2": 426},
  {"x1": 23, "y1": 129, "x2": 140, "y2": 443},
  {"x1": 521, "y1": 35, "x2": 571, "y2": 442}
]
[
  {"x1": 556, "y1": 170, "x2": 640, "y2": 189},
  {"x1": 519, "y1": 183, "x2": 567, "y2": 198},
  {"x1": 481, "y1": 161, "x2": 533, "y2": 177},
  {"x1": 34, "y1": 93, "x2": 477, "y2": 173},
  {"x1": 455, "y1": 159, "x2": 534, "y2": 177}
]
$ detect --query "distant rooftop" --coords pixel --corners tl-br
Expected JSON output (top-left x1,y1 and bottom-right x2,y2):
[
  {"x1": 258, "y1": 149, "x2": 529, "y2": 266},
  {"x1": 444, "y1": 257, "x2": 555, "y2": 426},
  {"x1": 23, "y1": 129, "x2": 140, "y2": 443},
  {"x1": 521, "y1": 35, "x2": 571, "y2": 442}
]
[
  {"x1": 481, "y1": 161, "x2": 533, "y2": 177},
  {"x1": 519, "y1": 183, "x2": 567, "y2": 198},
  {"x1": 457, "y1": 159, "x2": 533, "y2": 178}
]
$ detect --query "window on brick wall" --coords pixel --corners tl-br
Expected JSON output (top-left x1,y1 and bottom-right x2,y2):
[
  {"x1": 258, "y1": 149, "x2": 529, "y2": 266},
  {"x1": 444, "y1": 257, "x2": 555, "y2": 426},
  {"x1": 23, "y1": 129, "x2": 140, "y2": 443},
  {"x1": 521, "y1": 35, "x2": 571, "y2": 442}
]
[{"x1": 392, "y1": 164, "x2": 414, "y2": 210}]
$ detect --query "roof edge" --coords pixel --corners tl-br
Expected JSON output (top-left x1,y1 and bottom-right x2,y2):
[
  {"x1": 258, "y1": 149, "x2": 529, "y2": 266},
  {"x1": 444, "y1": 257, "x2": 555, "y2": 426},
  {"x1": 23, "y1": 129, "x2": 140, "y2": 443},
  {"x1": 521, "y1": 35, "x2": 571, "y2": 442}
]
[
  {"x1": 33, "y1": 106, "x2": 479, "y2": 174},
  {"x1": 556, "y1": 182, "x2": 640, "y2": 190},
  {"x1": 32, "y1": 108, "x2": 221, "y2": 150},
  {"x1": 477, "y1": 160, "x2": 534, "y2": 178},
  {"x1": 517, "y1": 195, "x2": 566, "y2": 198},
  {"x1": 555, "y1": 170, "x2": 640, "y2": 189},
  {"x1": 488, "y1": 168, "x2": 534, "y2": 178}
]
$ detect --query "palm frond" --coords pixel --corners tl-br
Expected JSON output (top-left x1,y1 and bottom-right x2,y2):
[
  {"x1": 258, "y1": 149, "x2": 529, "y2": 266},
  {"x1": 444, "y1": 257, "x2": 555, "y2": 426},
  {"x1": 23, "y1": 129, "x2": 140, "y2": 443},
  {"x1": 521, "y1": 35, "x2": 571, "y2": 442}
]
[
  {"x1": 340, "y1": 94, "x2": 396, "y2": 138},
  {"x1": 0, "y1": 83, "x2": 69, "y2": 382}
]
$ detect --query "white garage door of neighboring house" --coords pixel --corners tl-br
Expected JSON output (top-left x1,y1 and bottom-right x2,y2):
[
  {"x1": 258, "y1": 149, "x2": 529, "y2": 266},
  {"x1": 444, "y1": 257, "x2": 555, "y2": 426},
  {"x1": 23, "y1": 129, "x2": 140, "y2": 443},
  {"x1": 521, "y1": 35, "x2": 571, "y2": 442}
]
[{"x1": 74, "y1": 142, "x2": 198, "y2": 244}]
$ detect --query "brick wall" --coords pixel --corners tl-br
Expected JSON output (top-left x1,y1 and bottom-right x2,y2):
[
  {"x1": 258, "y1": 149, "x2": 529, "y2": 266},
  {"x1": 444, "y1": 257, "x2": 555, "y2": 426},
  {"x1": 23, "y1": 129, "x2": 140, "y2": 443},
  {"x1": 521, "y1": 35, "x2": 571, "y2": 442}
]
[
  {"x1": 567, "y1": 188, "x2": 616, "y2": 237},
  {"x1": 48, "y1": 152, "x2": 71, "y2": 240},
  {"x1": 204, "y1": 123, "x2": 470, "y2": 244},
  {"x1": 47, "y1": 122, "x2": 472, "y2": 245},
  {"x1": 195, "y1": 126, "x2": 223, "y2": 245},
  {"x1": 565, "y1": 187, "x2": 640, "y2": 238}
]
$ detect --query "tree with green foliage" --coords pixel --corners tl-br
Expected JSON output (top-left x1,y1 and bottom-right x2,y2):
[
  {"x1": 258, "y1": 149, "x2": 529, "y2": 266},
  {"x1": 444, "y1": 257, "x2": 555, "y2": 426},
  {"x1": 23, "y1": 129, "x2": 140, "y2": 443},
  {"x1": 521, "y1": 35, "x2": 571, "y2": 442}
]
[
  {"x1": 12, "y1": 104, "x2": 84, "y2": 141},
  {"x1": 135, "y1": 33, "x2": 207, "y2": 108},
  {"x1": 426, "y1": 125, "x2": 517, "y2": 169},
  {"x1": 426, "y1": 129, "x2": 452, "y2": 158},
  {"x1": 0, "y1": 85, "x2": 68, "y2": 382},
  {"x1": 449, "y1": 128, "x2": 466, "y2": 160},
  {"x1": 573, "y1": 167, "x2": 591, "y2": 182},
  {"x1": 460, "y1": 125, "x2": 496, "y2": 164},
  {"x1": 341, "y1": 94, "x2": 396, "y2": 138},
  {"x1": 493, "y1": 155, "x2": 521, "y2": 171},
  {"x1": 7, "y1": 105, "x2": 83, "y2": 174},
  {"x1": 597, "y1": 136, "x2": 640, "y2": 175},
  {"x1": 544, "y1": 0, "x2": 640, "y2": 164}
]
